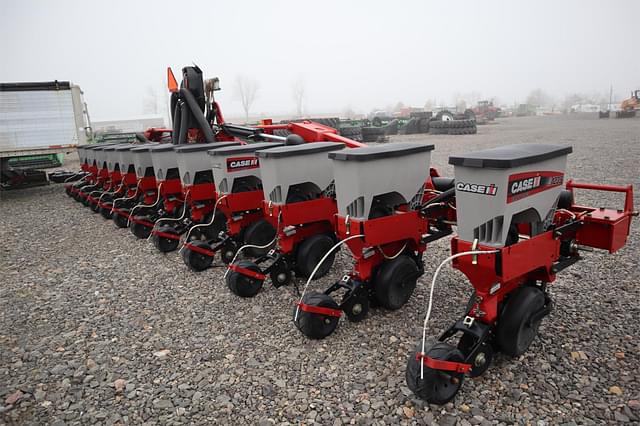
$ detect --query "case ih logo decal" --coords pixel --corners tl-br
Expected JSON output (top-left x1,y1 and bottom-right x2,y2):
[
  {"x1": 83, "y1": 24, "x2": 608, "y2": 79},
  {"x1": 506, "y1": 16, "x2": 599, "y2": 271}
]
[
  {"x1": 227, "y1": 156, "x2": 259, "y2": 172},
  {"x1": 507, "y1": 171, "x2": 564, "y2": 203},
  {"x1": 456, "y1": 182, "x2": 498, "y2": 196}
]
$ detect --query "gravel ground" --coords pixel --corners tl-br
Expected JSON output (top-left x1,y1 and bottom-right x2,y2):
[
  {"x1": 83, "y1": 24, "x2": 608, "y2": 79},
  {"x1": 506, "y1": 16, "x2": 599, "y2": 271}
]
[{"x1": 1, "y1": 114, "x2": 639, "y2": 425}]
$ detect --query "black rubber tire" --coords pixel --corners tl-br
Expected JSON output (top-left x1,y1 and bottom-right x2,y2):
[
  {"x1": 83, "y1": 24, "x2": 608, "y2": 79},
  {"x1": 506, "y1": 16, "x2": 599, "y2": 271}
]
[
  {"x1": 152, "y1": 225, "x2": 181, "y2": 253},
  {"x1": 435, "y1": 110, "x2": 454, "y2": 121},
  {"x1": 295, "y1": 234, "x2": 336, "y2": 279},
  {"x1": 90, "y1": 199, "x2": 101, "y2": 213},
  {"x1": 496, "y1": 286, "x2": 545, "y2": 357},
  {"x1": 557, "y1": 190, "x2": 574, "y2": 210},
  {"x1": 294, "y1": 291, "x2": 340, "y2": 339},
  {"x1": 220, "y1": 240, "x2": 239, "y2": 265},
  {"x1": 406, "y1": 341, "x2": 465, "y2": 405},
  {"x1": 130, "y1": 217, "x2": 153, "y2": 239},
  {"x1": 242, "y1": 219, "x2": 276, "y2": 257},
  {"x1": 269, "y1": 262, "x2": 292, "y2": 288},
  {"x1": 457, "y1": 334, "x2": 493, "y2": 377},
  {"x1": 373, "y1": 255, "x2": 419, "y2": 310},
  {"x1": 100, "y1": 205, "x2": 113, "y2": 220},
  {"x1": 361, "y1": 126, "x2": 385, "y2": 142},
  {"x1": 113, "y1": 209, "x2": 130, "y2": 228},
  {"x1": 385, "y1": 119, "x2": 399, "y2": 135},
  {"x1": 341, "y1": 291, "x2": 370, "y2": 323},
  {"x1": 226, "y1": 260, "x2": 264, "y2": 297},
  {"x1": 182, "y1": 240, "x2": 214, "y2": 272},
  {"x1": 404, "y1": 118, "x2": 420, "y2": 135}
]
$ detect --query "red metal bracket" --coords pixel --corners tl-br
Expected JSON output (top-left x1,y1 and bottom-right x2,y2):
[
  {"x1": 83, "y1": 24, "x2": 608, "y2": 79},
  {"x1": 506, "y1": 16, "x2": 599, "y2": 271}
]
[
  {"x1": 296, "y1": 302, "x2": 343, "y2": 318},
  {"x1": 416, "y1": 353, "x2": 471, "y2": 374},
  {"x1": 151, "y1": 230, "x2": 181, "y2": 240},
  {"x1": 183, "y1": 242, "x2": 216, "y2": 257},
  {"x1": 129, "y1": 216, "x2": 154, "y2": 228},
  {"x1": 228, "y1": 264, "x2": 266, "y2": 281}
]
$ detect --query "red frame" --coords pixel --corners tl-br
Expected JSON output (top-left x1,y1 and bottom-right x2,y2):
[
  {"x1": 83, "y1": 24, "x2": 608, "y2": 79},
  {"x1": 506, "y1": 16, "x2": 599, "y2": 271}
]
[
  {"x1": 452, "y1": 180, "x2": 635, "y2": 326},
  {"x1": 263, "y1": 197, "x2": 338, "y2": 254}
]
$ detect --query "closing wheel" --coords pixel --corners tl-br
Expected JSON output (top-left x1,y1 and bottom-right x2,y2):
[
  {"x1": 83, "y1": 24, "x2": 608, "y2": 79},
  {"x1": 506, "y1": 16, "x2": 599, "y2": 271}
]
[
  {"x1": 405, "y1": 342, "x2": 465, "y2": 405},
  {"x1": 220, "y1": 240, "x2": 239, "y2": 265},
  {"x1": 226, "y1": 260, "x2": 264, "y2": 297},
  {"x1": 496, "y1": 286, "x2": 546, "y2": 357},
  {"x1": 90, "y1": 199, "x2": 101, "y2": 213},
  {"x1": 242, "y1": 219, "x2": 276, "y2": 257},
  {"x1": 294, "y1": 292, "x2": 340, "y2": 339},
  {"x1": 269, "y1": 261, "x2": 292, "y2": 288},
  {"x1": 295, "y1": 234, "x2": 336, "y2": 278},
  {"x1": 457, "y1": 334, "x2": 493, "y2": 377},
  {"x1": 113, "y1": 209, "x2": 130, "y2": 228},
  {"x1": 99, "y1": 204, "x2": 113, "y2": 220},
  {"x1": 130, "y1": 217, "x2": 153, "y2": 239},
  {"x1": 341, "y1": 290, "x2": 370, "y2": 323},
  {"x1": 182, "y1": 240, "x2": 214, "y2": 272},
  {"x1": 152, "y1": 225, "x2": 181, "y2": 253},
  {"x1": 373, "y1": 255, "x2": 419, "y2": 310}
]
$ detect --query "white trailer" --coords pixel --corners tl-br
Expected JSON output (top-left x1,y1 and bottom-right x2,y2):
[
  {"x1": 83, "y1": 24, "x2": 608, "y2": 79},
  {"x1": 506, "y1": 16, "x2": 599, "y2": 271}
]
[{"x1": 0, "y1": 81, "x2": 92, "y2": 188}]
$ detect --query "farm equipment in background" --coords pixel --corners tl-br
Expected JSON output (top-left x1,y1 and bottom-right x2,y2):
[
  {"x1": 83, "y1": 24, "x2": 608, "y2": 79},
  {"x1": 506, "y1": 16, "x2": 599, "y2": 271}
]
[
  {"x1": 1, "y1": 81, "x2": 92, "y2": 190},
  {"x1": 293, "y1": 143, "x2": 457, "y2": 339},
  {"x1": 615, "y1": 90, "x2": 639, "y2": 118},
  {"x1": 471, "y1": 100, "x2": 500, "y2": 123},
  {"x1": 406, "y1": 144, "x2": 637, "y2": 404}
]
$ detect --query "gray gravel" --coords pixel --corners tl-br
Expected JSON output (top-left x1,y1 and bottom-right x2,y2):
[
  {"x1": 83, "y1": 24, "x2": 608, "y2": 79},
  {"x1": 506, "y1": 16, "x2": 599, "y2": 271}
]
[{"x1": 1, "y1": 114, "x2": 639, "y2": 425}]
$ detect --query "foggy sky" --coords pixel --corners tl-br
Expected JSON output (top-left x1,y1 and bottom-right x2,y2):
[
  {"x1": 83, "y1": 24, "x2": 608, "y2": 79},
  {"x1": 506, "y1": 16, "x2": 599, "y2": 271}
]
[{"x1": 1, "y1": 0, "x2": 638, "y2": 121}]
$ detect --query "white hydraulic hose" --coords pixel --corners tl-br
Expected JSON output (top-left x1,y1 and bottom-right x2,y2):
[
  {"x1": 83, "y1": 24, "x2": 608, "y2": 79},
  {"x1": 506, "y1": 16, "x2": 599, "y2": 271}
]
[
  {"x1": 98, "y1": 177, "x2": 126, "y2": 202},
  {"x1": 64, "y1": 171, "x2": 85, "y2": 183},
  {"x1": 112, "y1": 179, "x2": 142, "y2": 213},
  {"x1": 419, "y1": 249, "x2": 499, "y2": 379},
  {"x1": 127, "y1": 182, "x2": 164, "y2": 227},
  {"x1": 222, "y1": 213, "x2": 282, "y2": 279},
  {"x1": 293, "y1": 234, "x2": 364, "y2": 322},
  {"x1": 177, "y1": 195, "x2": 227, "y2": 252},
  {"x1": 377, "y1": 242, "x2": 407, "y2": 260},
  {"x1": 147, "y1": 190, "x2": 192, "y2": 241}
]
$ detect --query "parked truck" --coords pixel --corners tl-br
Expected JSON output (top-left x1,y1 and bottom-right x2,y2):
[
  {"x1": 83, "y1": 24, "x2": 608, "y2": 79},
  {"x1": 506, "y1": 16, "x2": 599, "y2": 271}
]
[{"x1": 0, "y1": 81, "x2": 92, "y2": 189}]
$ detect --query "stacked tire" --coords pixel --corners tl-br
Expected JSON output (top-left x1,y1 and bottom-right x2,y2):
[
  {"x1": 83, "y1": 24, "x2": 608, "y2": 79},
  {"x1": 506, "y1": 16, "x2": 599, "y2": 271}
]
[
  {"x1": 361, "y1": 126, "x2": 386, "y2": 142},
  {"x1": 429, "y1": 119, "x2": 477, "y2": 135},
  {"x1": 339, "y1": 125, "x2": 363, "y2": 141}
]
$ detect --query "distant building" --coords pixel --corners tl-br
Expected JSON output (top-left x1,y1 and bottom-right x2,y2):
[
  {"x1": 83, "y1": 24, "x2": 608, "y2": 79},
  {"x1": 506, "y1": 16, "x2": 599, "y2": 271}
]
[{"x1": 92, "y1": 115, "x2": 166, "y2": 134}]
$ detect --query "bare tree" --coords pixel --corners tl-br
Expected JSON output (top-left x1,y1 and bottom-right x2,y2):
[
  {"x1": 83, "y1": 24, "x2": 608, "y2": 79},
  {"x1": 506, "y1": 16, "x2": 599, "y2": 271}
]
[
  {"x1": 292, "y1": 78, "x2": 306, "y2": 117},
  {"x1": 235, "y1": 75, "x2": 259, "y2": 123}
]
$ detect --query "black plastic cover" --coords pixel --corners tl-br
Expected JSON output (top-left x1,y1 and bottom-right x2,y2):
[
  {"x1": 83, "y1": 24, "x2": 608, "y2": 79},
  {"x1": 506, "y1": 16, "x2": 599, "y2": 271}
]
[
  {"x1": 207, "y1": 142, "x2": 284, "y2": 156},
  {"x1": 328, "y1": 143, "x2": 434, "y2": 162},
  {"x1": 448, "y1": 144, "x2": 572, "y2": 169},
  {"x1": 256, "y1": 142, "x2": 344, "y2": 158},
  {"x1": 173, "y1": 142, "x2": 240, "y2": 153}
]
